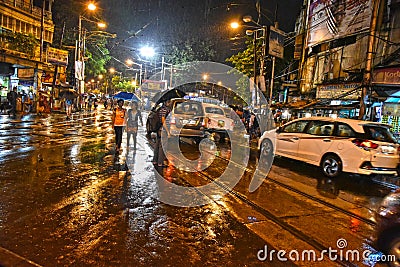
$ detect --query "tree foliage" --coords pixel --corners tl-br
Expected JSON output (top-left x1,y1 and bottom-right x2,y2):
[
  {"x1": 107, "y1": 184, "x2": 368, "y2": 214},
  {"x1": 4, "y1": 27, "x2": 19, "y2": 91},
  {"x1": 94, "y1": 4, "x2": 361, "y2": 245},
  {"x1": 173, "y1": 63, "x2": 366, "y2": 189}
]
[
  {"x1": 85, "y1": 37, "x2": 112, "y2": 77},
  {"x1": 0, "y1": 32, "x2": 39, "y2": 57},
  {"x1": 162, "y1": 38, "x2": 217, "y2": 86},
  {"x1": 225, "y1": 37, "x2": 265, "y2": 101},
  {"x1": 165, "y1": 37, "x2": 217, "y2": 65}
]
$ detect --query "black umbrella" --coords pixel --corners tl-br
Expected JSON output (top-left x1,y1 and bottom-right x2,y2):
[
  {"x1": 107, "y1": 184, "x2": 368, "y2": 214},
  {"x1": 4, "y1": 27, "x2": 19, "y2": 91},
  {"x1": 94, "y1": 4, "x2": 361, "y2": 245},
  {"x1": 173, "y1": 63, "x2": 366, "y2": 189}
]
[
  {"x1": 152, "y1": 89, "x2": 186, "y2": 105},
  {"x1": 59, "y1": 89, "x2": 78, "y2": 100}
]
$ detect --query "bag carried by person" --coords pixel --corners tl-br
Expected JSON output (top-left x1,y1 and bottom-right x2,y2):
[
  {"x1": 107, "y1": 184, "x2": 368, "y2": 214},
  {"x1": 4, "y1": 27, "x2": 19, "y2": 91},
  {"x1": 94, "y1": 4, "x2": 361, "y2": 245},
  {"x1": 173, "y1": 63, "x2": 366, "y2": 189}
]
[{"x1": 146, "y1": 108, "x2": 161, "y2": 133}]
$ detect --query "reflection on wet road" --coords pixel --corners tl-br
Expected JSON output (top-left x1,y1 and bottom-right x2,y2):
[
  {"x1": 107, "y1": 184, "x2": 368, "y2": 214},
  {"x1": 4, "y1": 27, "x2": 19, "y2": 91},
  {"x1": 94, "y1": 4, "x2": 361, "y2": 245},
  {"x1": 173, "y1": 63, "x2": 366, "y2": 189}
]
[
  {"x1": 0, "y1": 110, "x2": 282, "y2": 266},
  {"x1": 0, "y1": 109, "x2": 396, "y2": 266}
]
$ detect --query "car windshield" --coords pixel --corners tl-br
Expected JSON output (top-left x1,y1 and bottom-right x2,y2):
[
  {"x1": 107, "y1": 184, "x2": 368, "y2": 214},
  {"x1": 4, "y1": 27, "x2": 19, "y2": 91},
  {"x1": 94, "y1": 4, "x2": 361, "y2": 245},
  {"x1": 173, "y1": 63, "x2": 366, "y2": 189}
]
[
  {"x1": 205, "y1": 107, "x2": 224, "y2": 115},
  {"x1": 174, "y1": 102, "x2": 203, "y2": 116},
  {"x1": 363, "y1": 125, "x2": 398, "y2": 143}
]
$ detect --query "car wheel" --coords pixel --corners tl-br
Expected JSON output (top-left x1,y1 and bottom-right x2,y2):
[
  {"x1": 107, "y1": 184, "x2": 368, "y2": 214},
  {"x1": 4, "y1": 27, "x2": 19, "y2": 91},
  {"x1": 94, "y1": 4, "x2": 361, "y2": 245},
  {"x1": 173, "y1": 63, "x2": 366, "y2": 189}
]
[
  {"x1": 388, "y1": 236, "x2": 400, "y2": 267},
  {"x1": 321, "y1": 154, "x2": 342, "y2": 178}
]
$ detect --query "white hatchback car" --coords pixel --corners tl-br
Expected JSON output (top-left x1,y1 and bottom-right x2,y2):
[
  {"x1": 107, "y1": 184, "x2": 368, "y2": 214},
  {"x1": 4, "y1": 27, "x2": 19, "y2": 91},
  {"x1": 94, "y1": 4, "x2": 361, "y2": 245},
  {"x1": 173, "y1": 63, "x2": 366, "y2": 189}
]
[{"x1": 258, "y1": 117, "x2": 400, "y2": 177}]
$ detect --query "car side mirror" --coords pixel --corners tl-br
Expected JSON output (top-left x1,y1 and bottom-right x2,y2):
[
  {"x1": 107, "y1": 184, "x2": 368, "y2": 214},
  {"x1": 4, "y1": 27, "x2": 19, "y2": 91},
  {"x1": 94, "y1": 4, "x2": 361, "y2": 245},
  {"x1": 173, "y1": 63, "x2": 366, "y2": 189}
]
[{"x1": 276, "y1": 126, "x2": 282, "y2": 133}]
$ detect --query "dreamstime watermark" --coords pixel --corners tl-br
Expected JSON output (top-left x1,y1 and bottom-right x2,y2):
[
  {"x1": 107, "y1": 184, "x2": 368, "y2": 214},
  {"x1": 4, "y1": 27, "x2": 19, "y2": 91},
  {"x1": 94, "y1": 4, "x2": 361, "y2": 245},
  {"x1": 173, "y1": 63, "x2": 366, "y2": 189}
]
[
  {"x1": 256, "y1": 238, "x2": 396, "y2": 264},
  {"x1": 127, "y1": 61, "x2": 276, "y2": 207}
]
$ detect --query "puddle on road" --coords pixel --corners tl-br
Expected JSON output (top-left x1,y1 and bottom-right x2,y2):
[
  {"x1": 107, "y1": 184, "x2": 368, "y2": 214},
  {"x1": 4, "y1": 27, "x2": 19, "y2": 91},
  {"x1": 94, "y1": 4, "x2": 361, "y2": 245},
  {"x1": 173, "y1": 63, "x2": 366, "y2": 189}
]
[{"x1": 0, "y1": 113, "x2": 282, "y2": 266}]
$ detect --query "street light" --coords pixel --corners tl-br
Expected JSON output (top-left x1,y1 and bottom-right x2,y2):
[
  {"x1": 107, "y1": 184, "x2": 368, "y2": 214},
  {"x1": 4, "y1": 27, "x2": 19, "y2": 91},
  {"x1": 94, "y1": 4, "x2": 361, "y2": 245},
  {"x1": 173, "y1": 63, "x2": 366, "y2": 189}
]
[
  {"x1": 126, "y1": 59, "x2": 143, "y2": 95},
  {"x1": 126, "y1": 59, "x2": 143, "y2": 83},
  {"x1": 230, "y1": 18, "x2": 267, "y2": 107},
  {"x1": 230, "y1": 22, "x2": 240, "y2": 29},
  {"x1": 76, "y1": 3, "x2": 107, "y2": 96},
  {"x1": 140, "y1": 46, "x2": 155, "y2": 58}
]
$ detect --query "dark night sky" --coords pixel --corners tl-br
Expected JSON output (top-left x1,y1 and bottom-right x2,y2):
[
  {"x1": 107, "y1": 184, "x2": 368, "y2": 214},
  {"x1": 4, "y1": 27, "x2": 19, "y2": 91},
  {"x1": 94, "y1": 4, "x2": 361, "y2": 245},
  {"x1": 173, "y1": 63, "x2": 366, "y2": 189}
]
[{"x1": 97, "y1": 0, "x2": 302, "y2": 63}]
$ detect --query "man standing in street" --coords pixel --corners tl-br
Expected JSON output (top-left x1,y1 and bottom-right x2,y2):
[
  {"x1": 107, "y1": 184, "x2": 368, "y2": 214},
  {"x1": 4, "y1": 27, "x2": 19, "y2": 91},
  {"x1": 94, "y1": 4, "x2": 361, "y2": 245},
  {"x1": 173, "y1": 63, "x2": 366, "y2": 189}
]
[
  {"x1": 153, "y1": 100, "x2": 172, "y2": 167},
  {"x1": 7, "y1": 87, "x2": 18, "y2": 116}
]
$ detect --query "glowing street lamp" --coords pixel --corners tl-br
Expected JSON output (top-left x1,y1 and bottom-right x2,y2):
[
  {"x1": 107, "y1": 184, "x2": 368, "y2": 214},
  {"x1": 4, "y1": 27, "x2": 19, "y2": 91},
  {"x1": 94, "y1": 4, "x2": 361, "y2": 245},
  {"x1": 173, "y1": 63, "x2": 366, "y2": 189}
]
[
  {"x1": 140, "y1": 46, "x2": 155, "y2": 58},
  {"x1": 230, "y1": 21, "x2": 240, "y2": 29},
  {"x1": 126, "y1": 59, "x2": 143, "y2": 88},
  {"x1": 88, "y1": 3, "x2": 96, "y2": 11}
]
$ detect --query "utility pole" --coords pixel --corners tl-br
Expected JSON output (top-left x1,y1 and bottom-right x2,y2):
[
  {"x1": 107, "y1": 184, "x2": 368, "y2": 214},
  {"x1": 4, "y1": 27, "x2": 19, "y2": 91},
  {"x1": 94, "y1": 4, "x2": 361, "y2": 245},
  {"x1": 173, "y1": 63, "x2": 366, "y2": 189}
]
[
  {"x1": 253, "y1": 32, "x2": 258, "y2": 107},
  {"x1": 359, "y1": 0, "x2": 382, "y2": 119},
  {"x1": 39, "y1": 0, "x2": 45, "y2": 62},
  {"x1": 298, "y1": 0, "x2": 311, "y2": 95}
]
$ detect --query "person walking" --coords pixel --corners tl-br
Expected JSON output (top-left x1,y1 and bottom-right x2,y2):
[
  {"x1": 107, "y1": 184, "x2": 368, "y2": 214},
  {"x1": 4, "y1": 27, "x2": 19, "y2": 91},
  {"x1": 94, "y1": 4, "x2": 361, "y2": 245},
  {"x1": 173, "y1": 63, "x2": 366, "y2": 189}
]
[
  {"x1": 153, "y1": 100, "x2": 172, "y2": 167},
  {"x1": 126, "y1": 101, "x2": 143, "y2": 150},
  {"x1": 65, "y1": 98, "x2": 73, "y2": 119},
  {"x1": 7, "y1": 87, "x2": 18, "y2": 116},
  {"x1": 111, "y1": 99, "x2": 126, "y2": 152}
]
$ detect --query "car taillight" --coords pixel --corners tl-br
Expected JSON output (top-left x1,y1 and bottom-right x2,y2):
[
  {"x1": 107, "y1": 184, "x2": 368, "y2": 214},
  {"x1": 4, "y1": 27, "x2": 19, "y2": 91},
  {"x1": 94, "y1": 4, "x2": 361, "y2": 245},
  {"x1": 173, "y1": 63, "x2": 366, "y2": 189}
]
[{"x1": 352, "y1": 139, "x2": 379, "y2": 150}]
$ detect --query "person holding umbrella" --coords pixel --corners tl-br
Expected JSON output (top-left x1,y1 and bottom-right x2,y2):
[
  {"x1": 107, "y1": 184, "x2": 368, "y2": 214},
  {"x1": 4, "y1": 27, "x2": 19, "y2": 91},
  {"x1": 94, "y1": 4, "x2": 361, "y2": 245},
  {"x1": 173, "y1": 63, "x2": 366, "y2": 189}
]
[
  {"x1": 153, "y1": 99, "x2": 172, "y2": 167},
  {"x1": 65, "y1": 98, "x2": 73, "y2": 119}
]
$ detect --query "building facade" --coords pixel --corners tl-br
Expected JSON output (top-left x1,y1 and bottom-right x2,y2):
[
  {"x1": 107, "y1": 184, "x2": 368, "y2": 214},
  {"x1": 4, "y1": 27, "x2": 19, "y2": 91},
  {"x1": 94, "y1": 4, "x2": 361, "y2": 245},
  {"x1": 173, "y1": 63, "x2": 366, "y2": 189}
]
[
  {"x1": 292, "y1": 0, "x2": 400, "y2": 121},
  {"x1": 0, "y1": 0, "x2": 68, "y2": 104}
]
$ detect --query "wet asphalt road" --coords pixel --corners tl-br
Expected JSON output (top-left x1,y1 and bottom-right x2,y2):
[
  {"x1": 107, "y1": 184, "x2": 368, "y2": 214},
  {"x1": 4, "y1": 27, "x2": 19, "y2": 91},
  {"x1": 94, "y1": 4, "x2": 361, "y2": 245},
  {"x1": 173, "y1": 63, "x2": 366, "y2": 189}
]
[
  {"x1": 0, "y1": 109, "x2": 287, "y2": 267},
  {"x1": 0, "y1": 108, "x2": 397, "y2": 266}
]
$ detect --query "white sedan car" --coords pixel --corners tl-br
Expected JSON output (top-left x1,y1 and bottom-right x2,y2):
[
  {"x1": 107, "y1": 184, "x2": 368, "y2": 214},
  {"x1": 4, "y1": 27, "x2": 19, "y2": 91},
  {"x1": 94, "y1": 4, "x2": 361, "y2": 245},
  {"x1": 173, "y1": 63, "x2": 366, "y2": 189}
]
[{"x1": 258, "y1": 117, "x2": 400, "y2": 177}]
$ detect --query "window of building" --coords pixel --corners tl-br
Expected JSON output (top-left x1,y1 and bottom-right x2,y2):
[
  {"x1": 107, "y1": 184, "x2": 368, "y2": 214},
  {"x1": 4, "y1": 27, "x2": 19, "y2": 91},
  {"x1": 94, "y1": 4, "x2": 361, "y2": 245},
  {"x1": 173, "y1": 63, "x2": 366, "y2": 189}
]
[{"x1": 15, "y1": 20, "x2": 21, "y2": 32}]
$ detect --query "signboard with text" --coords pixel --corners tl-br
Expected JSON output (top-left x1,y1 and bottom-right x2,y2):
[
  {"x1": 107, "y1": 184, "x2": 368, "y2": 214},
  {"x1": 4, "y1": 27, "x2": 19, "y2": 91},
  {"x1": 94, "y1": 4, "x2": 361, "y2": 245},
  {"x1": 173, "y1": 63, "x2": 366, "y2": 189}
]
[
  {"x1": 316, "y1": 83, "x2": 361, "y2": 100},
  {"x1": 268, "y1": 26, "x2": 285, "y2": 59},
  {"x1": 373, "y1": 67, "x2": 400, "y2": 85},
  {"x1": 47, "y1": 47, "x2": 69, "y2": 65},
  {"x1": 141, "y1": 80, "x2": 167, "y2": 91}
]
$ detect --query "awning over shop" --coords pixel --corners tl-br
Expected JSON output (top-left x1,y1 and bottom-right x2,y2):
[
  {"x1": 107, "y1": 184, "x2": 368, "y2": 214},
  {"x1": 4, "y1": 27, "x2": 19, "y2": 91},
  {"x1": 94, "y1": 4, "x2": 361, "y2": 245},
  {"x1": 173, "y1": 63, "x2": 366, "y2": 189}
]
[
  {"x1": 373, "y1": 86, "x2": 400, "y2": 97},
  {"x1": 385, "y1": 90, "x2": 400, "y2": 103}
]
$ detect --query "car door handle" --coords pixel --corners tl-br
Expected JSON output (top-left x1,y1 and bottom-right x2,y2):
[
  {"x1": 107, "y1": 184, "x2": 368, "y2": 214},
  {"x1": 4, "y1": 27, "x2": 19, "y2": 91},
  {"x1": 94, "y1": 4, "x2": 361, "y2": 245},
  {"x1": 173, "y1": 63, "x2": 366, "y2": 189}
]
[
  {"x1": 323, "y1": 138, "x2": 331, "y2": 142},
  {"x1": 292, "y1": 137, "x2": 299, "y2": 140}
]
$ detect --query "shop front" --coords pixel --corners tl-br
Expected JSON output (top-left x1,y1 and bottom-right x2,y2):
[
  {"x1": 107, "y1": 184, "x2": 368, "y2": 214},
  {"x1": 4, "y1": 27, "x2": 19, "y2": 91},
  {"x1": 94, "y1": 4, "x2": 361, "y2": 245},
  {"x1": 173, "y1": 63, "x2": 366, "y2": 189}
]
[{"x1": 373, "y1": 66, "x2": 400, "y2": 133}]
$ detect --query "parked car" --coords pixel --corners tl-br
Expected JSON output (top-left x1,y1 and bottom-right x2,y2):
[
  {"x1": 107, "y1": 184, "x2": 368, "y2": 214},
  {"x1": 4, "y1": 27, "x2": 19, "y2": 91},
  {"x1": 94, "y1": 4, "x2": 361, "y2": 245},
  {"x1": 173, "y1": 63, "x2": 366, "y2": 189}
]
[
  {"x1": 201, "y1": 103, "x2": 234, "y2": 141},
  {"x1": 373, "y1": 189, "x2": 400, "y2": 266},
  {"x1": 258, "y1": 117, "x2": 400, "y2": 177}
]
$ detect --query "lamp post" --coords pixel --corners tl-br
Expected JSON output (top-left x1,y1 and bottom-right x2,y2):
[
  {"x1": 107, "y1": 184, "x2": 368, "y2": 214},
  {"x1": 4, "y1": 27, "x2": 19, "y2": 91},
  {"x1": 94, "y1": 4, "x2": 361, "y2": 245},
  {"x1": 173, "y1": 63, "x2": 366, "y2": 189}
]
[
  {"x1": 161, "y1": 57, "x2": 175, "y2": 89},
  {"x1": 126, "y1": 59, "x2": 143, "y2": 98},
  {"x1": 231, "y1": 17, "x2": 267, "y2": 107},
  {"x1": 76, "y1": 3, "x2": 106, "y2": 96},
  {"x1": 126, "y1": 59, "x2": 143, "y2": 87}
]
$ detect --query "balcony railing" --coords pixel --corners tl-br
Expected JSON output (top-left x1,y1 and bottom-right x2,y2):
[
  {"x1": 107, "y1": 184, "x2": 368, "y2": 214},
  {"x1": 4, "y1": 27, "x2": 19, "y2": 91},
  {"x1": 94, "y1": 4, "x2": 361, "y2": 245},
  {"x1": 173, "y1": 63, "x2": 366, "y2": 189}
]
[{"x1": 1, "y1": 0, "x2": 52, "y2": 20}]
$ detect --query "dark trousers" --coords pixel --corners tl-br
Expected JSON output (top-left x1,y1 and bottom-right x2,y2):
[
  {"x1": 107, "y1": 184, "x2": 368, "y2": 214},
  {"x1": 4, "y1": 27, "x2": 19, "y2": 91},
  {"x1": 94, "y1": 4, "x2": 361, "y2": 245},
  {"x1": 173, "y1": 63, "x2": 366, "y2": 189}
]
[
  {"x1": 114, "y1": 126, "x2": 124, "y2": 149},
  {"x1": 10, "y1": 101, "x2": 17, "y2": 116},
  {"x1": 153, "y1": 130, "x2": 168, "y2": 165}
]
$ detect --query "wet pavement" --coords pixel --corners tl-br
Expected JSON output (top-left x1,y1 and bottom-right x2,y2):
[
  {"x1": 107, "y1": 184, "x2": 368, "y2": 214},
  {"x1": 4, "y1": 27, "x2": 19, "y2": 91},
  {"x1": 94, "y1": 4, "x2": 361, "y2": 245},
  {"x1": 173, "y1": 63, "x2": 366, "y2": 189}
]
[
  {"x1": 0, "y1": 108, "x2": 397, "y2": 266},
  {"x1": 0, "y1": 110, "x2": 287, "y2": 267}
]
